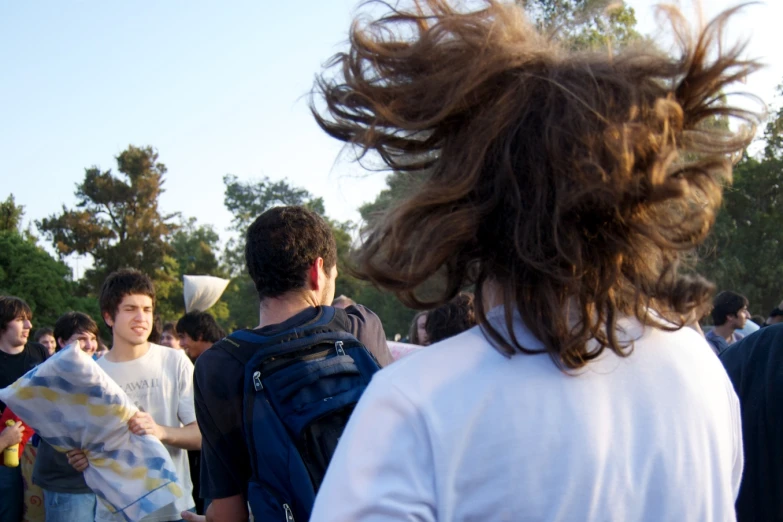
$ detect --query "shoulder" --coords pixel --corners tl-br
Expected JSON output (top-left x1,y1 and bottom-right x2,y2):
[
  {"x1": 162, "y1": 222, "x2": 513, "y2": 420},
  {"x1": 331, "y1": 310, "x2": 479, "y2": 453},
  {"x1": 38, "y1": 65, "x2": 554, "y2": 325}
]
[
  {"x1": 194, "y1": 340, "x2": 244, "y2": 385},
  {"x1": 26, "y1": 342, "x2": 48, "y2": 361},
  {"x1": 149, "y1": 343, "x2": 194, "y2": 373}
]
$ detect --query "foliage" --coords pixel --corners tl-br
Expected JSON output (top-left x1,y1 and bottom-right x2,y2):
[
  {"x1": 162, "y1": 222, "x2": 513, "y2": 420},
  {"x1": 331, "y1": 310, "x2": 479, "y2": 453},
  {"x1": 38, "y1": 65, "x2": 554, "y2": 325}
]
[
  {"x1": 161, "y1": 217, "x2": 230, "y2": 323},
  {"x1": 519, "y1": 0, "x2": 640, "y2": 51},
  {"x1": 0, "y1": 230, "x2": 99, "y2": 330},
  {"x1": 37, "y1": 145, "x2": 179, "y2": 294},
  {"x1": 222, "y1": 174, "x2": 326, "y2": 274},
  {"x1": 698, "y1": 90, "x2": 783, "y2": 317},
  {"x1": 0, "y1": 195, "x2": 25, "y2": 233}
]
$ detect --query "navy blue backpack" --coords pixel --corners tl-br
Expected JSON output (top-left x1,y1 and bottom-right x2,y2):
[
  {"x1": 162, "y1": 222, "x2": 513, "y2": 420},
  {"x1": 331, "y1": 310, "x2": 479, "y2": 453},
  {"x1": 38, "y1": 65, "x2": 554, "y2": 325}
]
[{"x1": 220, "y1": 307, "x2": 381, "y2": 521}]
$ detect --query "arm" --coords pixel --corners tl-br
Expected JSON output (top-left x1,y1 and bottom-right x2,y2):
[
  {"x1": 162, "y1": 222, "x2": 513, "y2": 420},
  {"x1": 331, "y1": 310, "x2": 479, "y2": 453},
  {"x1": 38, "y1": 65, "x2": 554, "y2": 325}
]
[
  {"x1": 206, "y1": 495, "x2": 248, "y2": 522},
  {"x1": 346, "y1": 304, "x2": 394, "y2": 367},
  {"x1": 127, "y1": 414, "x2": 201, "y2": 450},
  {"x1": 179, "y1": 497, "x2": 249, "y2": 522},
  {"x1": 310, "y1": 373, "x2": 436, "y2": 521}
]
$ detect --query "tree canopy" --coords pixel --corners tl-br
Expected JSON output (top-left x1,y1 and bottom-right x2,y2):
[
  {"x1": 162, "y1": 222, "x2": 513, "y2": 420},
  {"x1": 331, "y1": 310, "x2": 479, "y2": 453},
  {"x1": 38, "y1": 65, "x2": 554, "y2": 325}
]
[{"x1": 38, "y1": 145, "x2": 178, "y2": 294}]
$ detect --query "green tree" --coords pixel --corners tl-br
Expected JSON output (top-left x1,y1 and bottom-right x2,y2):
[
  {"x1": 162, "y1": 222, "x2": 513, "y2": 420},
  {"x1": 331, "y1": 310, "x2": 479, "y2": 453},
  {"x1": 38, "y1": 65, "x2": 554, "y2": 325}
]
[
  {"x1": 519, "y1": 0, "x2": 639, "y2": 50},
  {"x1": 698, "y1": 89, "x2": 783, "y2": 317},
  {"x1": 37, "y1": 145, "x2": 179, "y2": 294},
  {"x1": 223, "y1": 174, "x2": 326, "y2": 274},
  {"x1": 0, "y1": 195, "x2": 25, "y2": 233},
  {"x1": 0, "y1": 230, "x2": 99, "y2": 329},
  {"x1": 158, "y1": 217, "x2": 230, "y2": 323}
]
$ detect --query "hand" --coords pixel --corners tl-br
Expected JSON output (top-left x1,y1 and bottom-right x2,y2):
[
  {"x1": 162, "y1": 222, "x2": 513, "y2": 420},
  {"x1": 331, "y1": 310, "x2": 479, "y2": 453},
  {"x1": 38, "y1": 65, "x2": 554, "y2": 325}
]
[
  {"x1": 128, "y1": 411, "x2": 164, "y2": 440},
  {"x1": 66, "y1": 449, "x2": 89, "y2": 472},
  {"x1": 180, "y1": 511, "x2": 206, "y2": 522},
  {"x1": 0, "y1": 421, "x2": 24, "y2": 447}
]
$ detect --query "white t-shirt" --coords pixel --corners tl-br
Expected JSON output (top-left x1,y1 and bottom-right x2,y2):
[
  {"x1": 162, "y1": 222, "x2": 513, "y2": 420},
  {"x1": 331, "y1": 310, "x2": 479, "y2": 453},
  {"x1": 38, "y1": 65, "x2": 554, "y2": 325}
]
[
  {"x1": 312, "y1": 311, "x2": 743, "y2": 522},
  {"x1": 96, "y1": 343, "x2": 197, "y2": 522}
]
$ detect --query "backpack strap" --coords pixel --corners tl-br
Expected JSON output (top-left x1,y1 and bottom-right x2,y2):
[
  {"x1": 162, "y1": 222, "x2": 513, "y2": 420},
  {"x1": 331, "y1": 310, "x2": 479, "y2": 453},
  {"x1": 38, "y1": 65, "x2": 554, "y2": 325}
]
[{"x1": 215, "y1": 306, "x2": 353, "y2": 366}]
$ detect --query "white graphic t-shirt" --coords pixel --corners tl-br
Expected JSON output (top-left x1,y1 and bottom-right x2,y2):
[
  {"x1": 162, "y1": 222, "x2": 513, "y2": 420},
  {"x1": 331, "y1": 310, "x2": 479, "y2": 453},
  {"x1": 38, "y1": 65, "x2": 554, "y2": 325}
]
[{"x1": 96, "y1": 343, "x2": 196, "y2": 521}]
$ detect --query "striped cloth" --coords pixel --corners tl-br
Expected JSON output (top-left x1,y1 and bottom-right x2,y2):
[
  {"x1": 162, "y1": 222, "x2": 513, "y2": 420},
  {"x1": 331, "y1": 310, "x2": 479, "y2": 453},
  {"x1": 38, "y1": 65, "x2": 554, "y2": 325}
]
[{"x1": 0, "y1": 345, "x2": 183, "y2": 522}]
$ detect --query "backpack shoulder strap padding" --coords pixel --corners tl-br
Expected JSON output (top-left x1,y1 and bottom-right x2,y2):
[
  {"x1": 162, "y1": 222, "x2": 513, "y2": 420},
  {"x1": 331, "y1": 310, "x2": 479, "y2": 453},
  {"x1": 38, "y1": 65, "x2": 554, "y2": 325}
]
[{"x1": 215, "y1": 306, "x2": 353, "y2": 366}]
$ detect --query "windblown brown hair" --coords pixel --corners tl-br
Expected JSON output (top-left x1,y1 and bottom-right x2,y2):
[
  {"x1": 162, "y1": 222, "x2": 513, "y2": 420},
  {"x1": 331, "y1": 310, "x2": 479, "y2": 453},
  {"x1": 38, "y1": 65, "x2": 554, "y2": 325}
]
[{"x1": 312, "y1": 0, "x2": 762, "y2": 369}]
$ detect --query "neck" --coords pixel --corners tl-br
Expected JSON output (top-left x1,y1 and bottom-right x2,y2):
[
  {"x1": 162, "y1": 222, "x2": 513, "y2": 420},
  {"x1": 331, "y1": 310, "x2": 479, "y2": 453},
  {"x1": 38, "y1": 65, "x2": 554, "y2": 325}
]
[
  {"x1": 0, "y1": 342, "x2": 24, "y2": 356},
  {"x1": 105, "y1": 338, "x2": 150, "y2": 362},
  {"x1": 258, "y1": 292, "x2": 320, "y2": 329},
  {"x1": 712, "y1": 323, "x2": 736, "y2": 342}
]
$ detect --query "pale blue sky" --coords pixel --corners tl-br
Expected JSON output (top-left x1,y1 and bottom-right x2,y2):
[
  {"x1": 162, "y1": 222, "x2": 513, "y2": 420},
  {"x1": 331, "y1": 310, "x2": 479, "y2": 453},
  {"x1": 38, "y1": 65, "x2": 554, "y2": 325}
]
[{"x1": 2, "y1": 1, "x2": 781, "y2": 273}]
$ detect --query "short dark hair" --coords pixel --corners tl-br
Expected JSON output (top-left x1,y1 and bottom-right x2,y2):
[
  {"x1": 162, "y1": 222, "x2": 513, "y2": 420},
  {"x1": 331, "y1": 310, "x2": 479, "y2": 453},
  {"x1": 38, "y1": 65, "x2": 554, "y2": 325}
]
[
  {"x1": 162, "y1": 322, "x2": 177, "y2": 334},
  {"x1": 245, "y1": 206, "x2": 337, "y2": 300},
  {"x1": 34, "y1": 327, "x2": 54, "y2": 342},
  {"x1": 711, "y1": 291, "x2": 749, "y2": 326},
  {"x1": 0, "y1": 296, "x2": 32, "y2": 333},
  {"x1": 53, "y1": 312, "x2": 99, "y2": 350},
  {"x1": 425, "y1": 293, "x2": 476, "y2": 344},
  {"x1": 99, "y1": 269, "x2": 156, "y2": 323},
  {"x1": 176, "y1": 312, "x2": 225, "y2": 343}
]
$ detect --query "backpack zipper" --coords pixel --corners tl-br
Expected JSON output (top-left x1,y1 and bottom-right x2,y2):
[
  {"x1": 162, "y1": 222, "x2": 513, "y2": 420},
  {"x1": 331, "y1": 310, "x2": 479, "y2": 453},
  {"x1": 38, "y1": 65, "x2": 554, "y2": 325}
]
[
  {"x1": 284, "y1": 503, "x2": 295, "y2": 521},
  {"x1": 253, "y1": 371, "x2": 263, "y2": 391}
]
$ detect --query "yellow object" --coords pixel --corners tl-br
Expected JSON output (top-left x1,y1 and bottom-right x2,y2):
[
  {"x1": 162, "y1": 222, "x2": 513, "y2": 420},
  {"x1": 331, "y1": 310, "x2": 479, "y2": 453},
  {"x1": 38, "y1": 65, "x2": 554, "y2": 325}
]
[{"x1": 4, "y1": 420, "x2": 19, "y2": 467}]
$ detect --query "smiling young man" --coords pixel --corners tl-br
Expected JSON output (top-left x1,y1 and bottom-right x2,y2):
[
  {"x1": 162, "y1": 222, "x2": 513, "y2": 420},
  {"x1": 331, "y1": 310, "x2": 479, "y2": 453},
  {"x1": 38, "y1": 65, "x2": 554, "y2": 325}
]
[
  {"x1": 66, "y1": 270, "x2": 200, "y2": 522},
  {"x1": 33, "y1": 312, "x2": 100, "y2": 521},
  {"x1": 0, "y1": 296, "x2": 48, "y2": 522}
]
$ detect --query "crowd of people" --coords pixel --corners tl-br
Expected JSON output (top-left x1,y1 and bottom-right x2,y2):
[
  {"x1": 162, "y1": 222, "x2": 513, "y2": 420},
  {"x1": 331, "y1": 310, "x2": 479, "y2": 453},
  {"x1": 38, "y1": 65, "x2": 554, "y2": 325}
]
[{"x1": 1, "y1": 0, "x2": 781, "y2": 521}]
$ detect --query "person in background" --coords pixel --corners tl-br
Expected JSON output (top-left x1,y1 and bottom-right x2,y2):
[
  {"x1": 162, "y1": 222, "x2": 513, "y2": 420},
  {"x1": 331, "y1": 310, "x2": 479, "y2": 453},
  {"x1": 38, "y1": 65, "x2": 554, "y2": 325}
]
[
  {"x1": 34, "y1": 328, "x2": 56, "y2": 356},
  {"x1": 706, "y1": 291, "x2": 750, "y2": 356},
  {"x1": 425, "y1": 292, "x2": 476, "y2": 344},
  {"x1": 408, "y1": 311, "x2": 430, "y2": 346},
  {"x1": 176, "y1": 312, "x2": 225, "y2": 363},
  {"x1": 148, "y1": 315, "x2": 162, "y2": 344},
  {"x1": 33, "y1": 312, "x2": 99, "y2": 522},
  {"x1": 0, "y1": 296, "x2": 47, "y2": 522},
  {"x1": 160, "y1": 322, "x2": 181, "y2": 349},
  {"x1": 750, "y1": 315, "x2": 767, "y2": 328},
  {"x1": 175, "y1": 312, "x2": 225, "y2": 515},
  {"x1": 721, "y1": 324, "x2": 783, "y2": 520},
  {"x1": 766, "y1": 308, "x2": 783, "y2": 326},
  {"x1": 308, "y1": 1, "x2": 759, "y2": 519}
]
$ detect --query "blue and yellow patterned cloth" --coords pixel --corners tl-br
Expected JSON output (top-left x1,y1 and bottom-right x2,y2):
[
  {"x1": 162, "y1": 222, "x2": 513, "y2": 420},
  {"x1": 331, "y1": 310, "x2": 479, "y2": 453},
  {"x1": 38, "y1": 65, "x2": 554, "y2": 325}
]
[{"x1": 0, "y1": 345, "x2": 183, "y2": 521}]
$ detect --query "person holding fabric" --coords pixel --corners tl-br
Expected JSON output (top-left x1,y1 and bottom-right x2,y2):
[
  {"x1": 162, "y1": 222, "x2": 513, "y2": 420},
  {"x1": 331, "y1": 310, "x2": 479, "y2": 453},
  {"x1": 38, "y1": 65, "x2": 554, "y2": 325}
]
[
  {"x1": 33, "y1": 312, "x2": 100, "y2": 522},
  {"x1": 66, "y1": 270, "x2": 200, "y2": 521}
]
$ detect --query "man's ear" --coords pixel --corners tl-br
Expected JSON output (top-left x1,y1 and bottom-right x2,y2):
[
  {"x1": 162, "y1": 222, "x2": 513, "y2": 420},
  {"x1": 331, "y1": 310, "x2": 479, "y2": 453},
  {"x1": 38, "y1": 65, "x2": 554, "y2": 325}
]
[
  {"x1": 57, "y1": 338, "x2": 67, "y2": 349},
  {"x1": 102, "y1": 311, "x2": 114, "y2": 328},
  {"x1": 307, "y1": 257, "x2": 326, "y2": 291}
]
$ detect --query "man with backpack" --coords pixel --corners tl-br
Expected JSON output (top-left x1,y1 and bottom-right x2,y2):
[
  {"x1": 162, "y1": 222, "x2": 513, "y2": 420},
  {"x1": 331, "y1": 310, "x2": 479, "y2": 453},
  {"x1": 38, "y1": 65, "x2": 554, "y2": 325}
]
[{"x1": 184, "y1": 206, "x2": 392, "y2": 522}]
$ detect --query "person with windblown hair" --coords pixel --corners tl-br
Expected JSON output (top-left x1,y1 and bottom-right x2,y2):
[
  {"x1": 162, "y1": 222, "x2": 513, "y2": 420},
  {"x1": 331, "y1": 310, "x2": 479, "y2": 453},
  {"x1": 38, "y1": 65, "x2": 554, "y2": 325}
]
[{"x1": 308, "y1": 1, "x2": 762, "y2": 520}]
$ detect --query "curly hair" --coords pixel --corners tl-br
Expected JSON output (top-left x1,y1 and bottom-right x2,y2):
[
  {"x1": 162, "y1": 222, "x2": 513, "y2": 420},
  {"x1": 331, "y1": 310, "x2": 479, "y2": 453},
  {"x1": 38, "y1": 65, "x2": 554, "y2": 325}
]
[
  {"x1": 245, "y1": 206, "x2": 337, "y2": 300},
  {"x1": 426, "y1": 292, "x2": 477, "y2": 344},
  {"x1": 312, "y1": 1, "x2": 762, "y2": 369}
]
